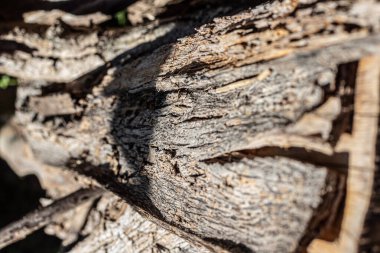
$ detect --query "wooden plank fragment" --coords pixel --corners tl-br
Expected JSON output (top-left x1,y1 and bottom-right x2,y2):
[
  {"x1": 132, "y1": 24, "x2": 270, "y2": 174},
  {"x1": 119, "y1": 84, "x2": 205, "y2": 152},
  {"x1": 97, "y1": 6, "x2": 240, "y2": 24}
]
[{"x1": 308, "y1": 56, "x2": 380, "y2": 253}]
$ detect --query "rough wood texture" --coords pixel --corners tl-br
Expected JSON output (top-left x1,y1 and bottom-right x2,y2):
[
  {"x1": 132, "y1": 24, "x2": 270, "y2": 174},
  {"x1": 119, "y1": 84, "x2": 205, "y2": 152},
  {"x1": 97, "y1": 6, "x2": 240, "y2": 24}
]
[
  {"x1": 1, "y1": 0, "x2": 380, "y2": 252},
  {"x1": 70, "y1": 195, "x2": 212, "y2": 253},
  {"x1": 0, "y1": 123, "x2": 209, "y2": 252},
  {"x1": 0, "y1": 1, "x2": 250, "y2": 82}
]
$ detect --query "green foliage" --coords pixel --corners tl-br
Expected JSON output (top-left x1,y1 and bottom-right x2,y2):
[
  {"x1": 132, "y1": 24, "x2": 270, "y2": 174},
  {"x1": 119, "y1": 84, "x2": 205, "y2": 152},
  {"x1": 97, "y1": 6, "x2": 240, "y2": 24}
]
[
  {"x1": 115, "y1": 10, "x2": 127, "y2": 26},
  {"x1": 0, "y1": 75, "x2": 17, "y2": 89}
]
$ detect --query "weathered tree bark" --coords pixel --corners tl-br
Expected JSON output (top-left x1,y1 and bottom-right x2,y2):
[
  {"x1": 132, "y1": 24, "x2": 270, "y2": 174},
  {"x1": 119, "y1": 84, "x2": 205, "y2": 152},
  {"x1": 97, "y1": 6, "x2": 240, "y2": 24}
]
[
  {"x1": 0, "y1": 123, "x2": 210, "y2": 253},
  {"x1": 1, "y1": 0, "x2": 380, "y2": 252}
]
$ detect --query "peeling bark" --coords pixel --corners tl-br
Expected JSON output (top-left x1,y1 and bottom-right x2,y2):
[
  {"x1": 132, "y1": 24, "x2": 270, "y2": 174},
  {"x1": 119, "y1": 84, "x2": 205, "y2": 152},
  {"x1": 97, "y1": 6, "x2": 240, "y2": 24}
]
[{"x1": 1, "y1": 0, "x2": 380, "y2": 252}]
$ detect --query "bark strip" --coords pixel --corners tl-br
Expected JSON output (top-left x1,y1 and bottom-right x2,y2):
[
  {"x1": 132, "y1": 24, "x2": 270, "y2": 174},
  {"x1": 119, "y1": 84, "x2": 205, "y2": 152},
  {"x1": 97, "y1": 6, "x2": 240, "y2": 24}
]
[{"x1": 0, "y1": 187, "x2": 104, "y2": 250}]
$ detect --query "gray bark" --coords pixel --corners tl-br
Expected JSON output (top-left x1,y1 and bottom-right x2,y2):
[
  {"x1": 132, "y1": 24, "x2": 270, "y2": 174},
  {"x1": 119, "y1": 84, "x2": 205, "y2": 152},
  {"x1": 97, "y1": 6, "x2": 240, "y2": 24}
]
[{"x1": 0, "y1": 0, "x2": 380, "y2": 252}]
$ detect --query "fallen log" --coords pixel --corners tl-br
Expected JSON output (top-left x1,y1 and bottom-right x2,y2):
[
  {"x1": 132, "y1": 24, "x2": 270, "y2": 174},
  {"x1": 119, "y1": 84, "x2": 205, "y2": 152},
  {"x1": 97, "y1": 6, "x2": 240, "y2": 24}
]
[{"x1": 0, "y1": 0, "x2": 379, "y2": 252}]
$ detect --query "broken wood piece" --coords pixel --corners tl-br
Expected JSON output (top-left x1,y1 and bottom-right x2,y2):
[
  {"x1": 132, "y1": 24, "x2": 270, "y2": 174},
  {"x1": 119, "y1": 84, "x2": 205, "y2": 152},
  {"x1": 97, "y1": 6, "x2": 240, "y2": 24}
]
[
  {"x1": 308, "y1": 55, "x2": 380, "y2": 253},
  {"x1": 0, "y1": 187, "x2": 105, "y2": 250}
]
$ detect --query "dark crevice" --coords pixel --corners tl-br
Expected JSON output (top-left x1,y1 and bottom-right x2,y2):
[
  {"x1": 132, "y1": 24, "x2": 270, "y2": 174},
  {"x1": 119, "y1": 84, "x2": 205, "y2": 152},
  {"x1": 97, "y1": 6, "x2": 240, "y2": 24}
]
[
  {"x1": 181, "y1": 115, "x2": 224, "y2": 123},
  {"x1": 333, "y1": 61, "x2": 358, "y2": 136},
  {"x1": 41, "y1": 65, "x2": 107, "y2": 99},
  {"x1": 0, "y1": 158, "x2": 63, "y2": 253},
  {"x1": 294, "y1": 0, "x2": 327, "y2": 11},
  {"x1": 0, "y1": 40, "x2": 37, "y2": 54},
  {"x1": 0, "y1": 85, "x2": 17, "y2": 128},
  {"x1": 0, "y1": 0, "x2": 137, "y2": 21},
  {"x1": 296, "y1": 172, "x2": 346, "y2": 253},
  {"x1": 155, "y1": 0, "x2": 261, "y2": 22},
  {"x1": 203, "y1": 146, "x2": 349, "y2": 174},
  {"x1": 203, "y1": 238, "x2": 254, "y2": 253}
]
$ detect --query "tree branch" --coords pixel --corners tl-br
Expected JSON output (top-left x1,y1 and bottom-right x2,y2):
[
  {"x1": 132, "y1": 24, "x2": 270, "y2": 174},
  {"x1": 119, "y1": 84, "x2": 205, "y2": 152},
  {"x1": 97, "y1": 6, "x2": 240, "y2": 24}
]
[{"x1": 0, "y1": 187, "x2": 105, "y2": 250}]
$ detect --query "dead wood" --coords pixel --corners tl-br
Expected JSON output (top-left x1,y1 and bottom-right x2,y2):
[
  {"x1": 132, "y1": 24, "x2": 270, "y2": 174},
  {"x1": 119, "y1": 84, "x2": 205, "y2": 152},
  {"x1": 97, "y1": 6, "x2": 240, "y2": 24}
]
[{"x1": 0, "y1": 0, "x2": 379, "y2": 252}]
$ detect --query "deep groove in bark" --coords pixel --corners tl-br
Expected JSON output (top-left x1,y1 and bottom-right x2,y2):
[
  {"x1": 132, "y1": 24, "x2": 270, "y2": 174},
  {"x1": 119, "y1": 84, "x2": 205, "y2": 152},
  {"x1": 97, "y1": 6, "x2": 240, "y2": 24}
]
[{"x1": 202, "y1": 147, "x2": 349, "y2": 173}]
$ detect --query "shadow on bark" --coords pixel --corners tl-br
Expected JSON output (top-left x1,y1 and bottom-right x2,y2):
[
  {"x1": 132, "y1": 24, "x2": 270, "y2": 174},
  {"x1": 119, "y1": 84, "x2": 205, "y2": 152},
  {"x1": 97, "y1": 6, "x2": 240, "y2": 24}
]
[
  {"x1": 2, "y1": 1, "x2": 298, "y2": 251},
  {"x1": 99, "y1": 2, "x2": 270, "y2": 252},
  {"x1": 92, "y1": 0, "x2": 266, "y2": 223}
]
